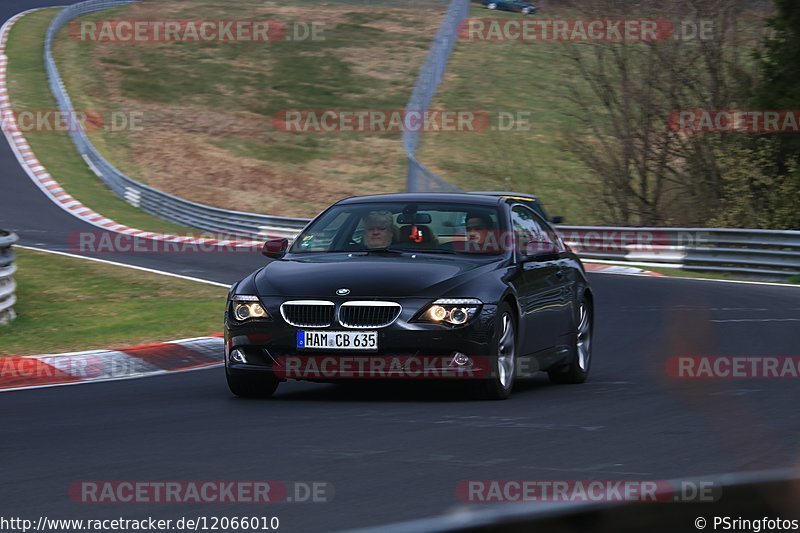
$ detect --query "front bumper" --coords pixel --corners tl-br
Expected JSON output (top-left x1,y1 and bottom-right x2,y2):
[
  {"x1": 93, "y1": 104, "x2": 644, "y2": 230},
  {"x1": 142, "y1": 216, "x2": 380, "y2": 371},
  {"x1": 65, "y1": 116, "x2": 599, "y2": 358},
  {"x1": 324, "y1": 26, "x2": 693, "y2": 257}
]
[{"x1": 225, "y1": 300, "x2": 498, "y2": 380}]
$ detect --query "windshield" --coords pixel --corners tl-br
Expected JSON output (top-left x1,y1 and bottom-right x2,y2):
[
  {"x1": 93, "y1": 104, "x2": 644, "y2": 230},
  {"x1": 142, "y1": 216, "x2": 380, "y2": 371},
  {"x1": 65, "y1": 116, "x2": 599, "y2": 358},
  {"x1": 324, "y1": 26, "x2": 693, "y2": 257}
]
[{"x1": 289, "y1": 202, "x2": 506, "y2": 255}]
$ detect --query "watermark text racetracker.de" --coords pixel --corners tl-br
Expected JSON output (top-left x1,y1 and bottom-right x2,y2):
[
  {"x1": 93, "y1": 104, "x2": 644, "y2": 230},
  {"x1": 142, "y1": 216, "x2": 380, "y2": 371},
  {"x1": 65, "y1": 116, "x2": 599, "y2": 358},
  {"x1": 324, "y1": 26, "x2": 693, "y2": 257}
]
[
  {"x1": 0, "y1": 110, "x2": 144, "y2": 134},
  {"x1": 457, "y1": 479, "x2": 720, "y2": 503},
  {"x1": 1, "y1": 354, "x2": 147, "y2": 381},
  {"x1": 68, "y1": 232, "x2": 262, "y2": 254},
  {"x1": 272, "y1": 109, "x2": 542, "y2": 133},
  {"x1": 70, "y1": 480, "x2": 333, "y2": 504},
  {"x1": 70, "y1": 19, "x2": 325, "y2": 44},
  {"x1": 459, "y1": 18, "x2": 716, "y2": 43},
  {"x1": 669, "y1": 109, "x2": 800, "y2": 134},
  {"x1": 667, "y1": 356, "x2": 800, "y2": 379}
]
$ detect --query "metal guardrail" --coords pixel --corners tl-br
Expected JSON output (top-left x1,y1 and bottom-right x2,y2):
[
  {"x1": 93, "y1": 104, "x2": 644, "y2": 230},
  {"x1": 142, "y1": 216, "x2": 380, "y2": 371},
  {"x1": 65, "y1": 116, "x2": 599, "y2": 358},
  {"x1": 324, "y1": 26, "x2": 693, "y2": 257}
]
[
  {"x1": 560, "y1": 226, "x2": 800, "y2": 280},
  {"x1": 45, "y1": 0, "x2": 307, "y2": 240},
  {"x1": 0, "y1": 230, "x2": 18, "y2": 325}
]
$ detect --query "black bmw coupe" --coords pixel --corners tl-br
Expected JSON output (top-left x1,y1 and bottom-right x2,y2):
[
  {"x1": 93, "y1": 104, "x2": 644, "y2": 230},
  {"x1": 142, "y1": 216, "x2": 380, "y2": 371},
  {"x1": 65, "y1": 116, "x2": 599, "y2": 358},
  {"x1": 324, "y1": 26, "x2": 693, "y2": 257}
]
[{"x1": 224, "y1": 193, "x2": 593, "y2": 400}]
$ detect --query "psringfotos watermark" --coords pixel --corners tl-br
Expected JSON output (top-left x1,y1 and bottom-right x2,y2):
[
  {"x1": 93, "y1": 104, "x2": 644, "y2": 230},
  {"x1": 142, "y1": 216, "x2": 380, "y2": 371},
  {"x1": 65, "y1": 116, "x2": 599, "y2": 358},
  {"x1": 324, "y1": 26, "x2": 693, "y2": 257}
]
[
  {"x1": 457, "y1": 479, "x2": 720, "y2": 503},
  {"x1": 667, "y1": 356, "x2": 800, "y2": 379},
  {"x1": 69, "y1": 19, "x2": 326, "y2": 44},
  {"x1": 69, "y1": 481, "x2": 334, "y2": 504},
  {"x1": 459, "y1": 18, "x2": 715, "y2": 43},
  {"x1": 669, "y1": 109, "x2": 800, "y2": 134},
  {"x1": 704, "y1": 517, "x2": 799, "y2": 532},
  {"x1": 0, "y1": 110, "x2": 144, "y2": 134}
]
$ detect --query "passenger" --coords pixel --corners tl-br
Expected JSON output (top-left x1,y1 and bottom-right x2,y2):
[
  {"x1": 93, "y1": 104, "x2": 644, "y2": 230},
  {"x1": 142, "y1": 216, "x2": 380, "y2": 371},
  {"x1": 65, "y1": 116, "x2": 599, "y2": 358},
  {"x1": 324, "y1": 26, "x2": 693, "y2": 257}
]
[{"x1": 465, "y1": 211, "x2": 495, "y2": 250}]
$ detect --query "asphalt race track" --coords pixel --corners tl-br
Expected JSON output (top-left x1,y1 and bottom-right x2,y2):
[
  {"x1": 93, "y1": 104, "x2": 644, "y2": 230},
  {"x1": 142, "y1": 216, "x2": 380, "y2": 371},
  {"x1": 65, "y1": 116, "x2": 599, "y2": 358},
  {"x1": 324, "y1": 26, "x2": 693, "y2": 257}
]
[{"x1": 2, "y1": 3, "x2": 800, "y2": 532}]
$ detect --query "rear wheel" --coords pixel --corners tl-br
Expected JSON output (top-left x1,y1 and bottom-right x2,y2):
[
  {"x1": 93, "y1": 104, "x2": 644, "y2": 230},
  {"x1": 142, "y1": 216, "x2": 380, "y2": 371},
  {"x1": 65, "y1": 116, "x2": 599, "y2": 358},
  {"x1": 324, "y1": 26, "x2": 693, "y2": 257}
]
[
  {"x1": 226, "y1": 368, "x2": 279, "y2": 398},
  {"x1": 486, "y1": 2, "x2": 498, "y2": 9},
  {"x1": 548, "y1": 298, "x2": 592, "y2": 384},
  {"x1": 473, "y1": 302, "x2": 516, "y2": 400}
]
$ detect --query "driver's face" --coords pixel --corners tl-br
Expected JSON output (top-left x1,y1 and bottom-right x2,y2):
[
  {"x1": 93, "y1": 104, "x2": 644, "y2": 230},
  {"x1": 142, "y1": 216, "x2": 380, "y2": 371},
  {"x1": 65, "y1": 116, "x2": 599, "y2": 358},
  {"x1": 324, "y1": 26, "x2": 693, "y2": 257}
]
[{"x1": 365, "y1": 224, "x2": 393, "y2": 249}]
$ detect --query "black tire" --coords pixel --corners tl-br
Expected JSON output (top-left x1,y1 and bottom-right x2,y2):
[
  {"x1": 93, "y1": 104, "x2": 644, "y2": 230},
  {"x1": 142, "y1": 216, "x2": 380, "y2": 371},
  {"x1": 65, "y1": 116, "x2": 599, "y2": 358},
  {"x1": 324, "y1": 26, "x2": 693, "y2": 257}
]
[
  {"x1": 548, "y1": 296, "x2": 592, "y2": 384},
  {"x1": 226, "y1": 368, "x2": 279, "y2": 398},
  {"x1": 473, "y1": 302, "x2": 517, "y2": 400}
]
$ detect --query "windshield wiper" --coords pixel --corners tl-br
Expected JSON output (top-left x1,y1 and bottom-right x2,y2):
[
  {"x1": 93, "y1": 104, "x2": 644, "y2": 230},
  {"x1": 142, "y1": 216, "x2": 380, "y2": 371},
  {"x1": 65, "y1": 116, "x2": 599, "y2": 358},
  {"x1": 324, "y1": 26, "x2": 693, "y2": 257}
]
[
  {"x1": 406, "y1": 248, "x2": 457, "y2": 254},
  {"x1": 355, "y1": 247, "x2": 407, "y2": 255}
]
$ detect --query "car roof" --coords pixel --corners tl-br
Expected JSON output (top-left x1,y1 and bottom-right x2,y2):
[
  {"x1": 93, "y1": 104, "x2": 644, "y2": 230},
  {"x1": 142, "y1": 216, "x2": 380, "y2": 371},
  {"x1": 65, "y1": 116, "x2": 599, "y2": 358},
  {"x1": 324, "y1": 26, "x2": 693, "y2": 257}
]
[
  {"x1": 469, "y1": 191, "x2": 540, "y2": 202},
  {"x1": 336, "y1": 192, "x2": 503, "y2": 207}
]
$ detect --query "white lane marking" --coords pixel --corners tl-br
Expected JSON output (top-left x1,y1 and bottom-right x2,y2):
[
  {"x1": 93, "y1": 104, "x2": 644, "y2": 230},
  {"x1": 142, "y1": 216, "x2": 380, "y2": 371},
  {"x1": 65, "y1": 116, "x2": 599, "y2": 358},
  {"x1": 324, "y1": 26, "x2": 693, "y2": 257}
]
[
  {"x1": 587, "y1": 266, "x2": 800, "y2": 289},
  {"x1": 0, "y1": 363, "x2": 222, "y2": 393},
  {"x1": 583, "y1": 259, "x2": 682, "y2": 269},
  {"x1": 709, "y1": 318, "x2": 800, "y2": 323},
  {"x1": 15, "y1": 245, "x2": 231, "y2": 288}
]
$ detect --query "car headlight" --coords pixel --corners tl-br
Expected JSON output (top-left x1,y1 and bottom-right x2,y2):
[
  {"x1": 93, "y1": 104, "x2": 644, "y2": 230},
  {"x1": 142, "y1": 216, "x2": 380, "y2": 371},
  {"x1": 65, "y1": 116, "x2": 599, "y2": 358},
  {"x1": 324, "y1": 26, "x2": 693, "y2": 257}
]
[
  {"x1": 418, "y1": 298, "x2": 483, "y2": 325},
  {"x1": 231, "y1": 295, "x2": 270, "y2": 321}
]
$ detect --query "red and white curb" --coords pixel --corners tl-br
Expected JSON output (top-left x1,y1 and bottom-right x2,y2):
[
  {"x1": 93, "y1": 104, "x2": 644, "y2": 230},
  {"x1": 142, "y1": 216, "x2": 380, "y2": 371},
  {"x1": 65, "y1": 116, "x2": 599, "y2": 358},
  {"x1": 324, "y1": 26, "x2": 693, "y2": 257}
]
[
  {"x1": 0, "y1": 335, "x2": 223, "y2": 392},
  {"x1": 0, "y1": 11, "x2": 261, "y2": 249},
  {"x1": 584, "y1": 262, "x2": 662, "y2": 277}
]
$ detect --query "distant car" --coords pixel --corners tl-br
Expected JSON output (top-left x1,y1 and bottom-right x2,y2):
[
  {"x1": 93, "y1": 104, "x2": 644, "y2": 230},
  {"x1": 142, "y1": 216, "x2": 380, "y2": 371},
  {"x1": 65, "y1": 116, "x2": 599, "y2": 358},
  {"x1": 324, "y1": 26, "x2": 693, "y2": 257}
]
[
  {"x1": 482, "y1": 0, "x2": 539, "y2": 15},
  {"x1": 469, "y1": 191, "x2": 563, "y2": 224},
  {"x1": 224, "y1": 193, "x2": 592, "y2": 401}
]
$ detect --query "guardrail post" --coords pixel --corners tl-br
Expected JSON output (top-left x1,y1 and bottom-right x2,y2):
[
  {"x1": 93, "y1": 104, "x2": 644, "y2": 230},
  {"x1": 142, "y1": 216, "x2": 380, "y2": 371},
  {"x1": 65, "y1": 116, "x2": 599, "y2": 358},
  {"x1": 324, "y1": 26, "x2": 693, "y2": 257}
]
[
  {"x1": 0, "y1": 230, "x2": 19, "y2": 325},
  {"x1": 403, "y1": 0, "x2": 469, "y2": 192}
]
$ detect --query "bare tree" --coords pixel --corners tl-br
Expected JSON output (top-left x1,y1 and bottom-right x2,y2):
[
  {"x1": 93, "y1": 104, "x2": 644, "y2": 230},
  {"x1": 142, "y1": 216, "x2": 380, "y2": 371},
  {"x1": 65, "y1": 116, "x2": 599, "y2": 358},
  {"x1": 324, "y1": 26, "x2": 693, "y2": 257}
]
[{"x1": 562, "y1": 0, "x2": 765, "y2": 226}]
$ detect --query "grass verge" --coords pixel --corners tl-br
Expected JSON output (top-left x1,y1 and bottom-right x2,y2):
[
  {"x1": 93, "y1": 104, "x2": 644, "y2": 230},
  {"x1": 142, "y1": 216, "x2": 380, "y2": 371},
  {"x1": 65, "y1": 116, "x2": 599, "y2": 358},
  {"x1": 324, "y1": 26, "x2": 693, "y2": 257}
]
[
  {"x1": 50, "y1": 0, "x2": 447, "y2": 217},
  {"x1": 0, "y1": 248, "x2": 226, "y2": 357},
  {"x1": 5, "y1": 9, "x2": 195, "y2": 235},
  {"x1": 417, "y1": 5, "x2": 594, "y2": 223}
]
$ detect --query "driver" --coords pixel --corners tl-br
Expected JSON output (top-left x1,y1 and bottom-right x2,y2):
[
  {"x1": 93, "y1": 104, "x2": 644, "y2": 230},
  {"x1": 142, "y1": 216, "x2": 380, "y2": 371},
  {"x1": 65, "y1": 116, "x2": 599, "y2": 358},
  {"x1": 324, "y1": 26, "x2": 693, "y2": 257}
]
[{"x1": 363, "y1": 210, "x2": 397, "y2": 249}]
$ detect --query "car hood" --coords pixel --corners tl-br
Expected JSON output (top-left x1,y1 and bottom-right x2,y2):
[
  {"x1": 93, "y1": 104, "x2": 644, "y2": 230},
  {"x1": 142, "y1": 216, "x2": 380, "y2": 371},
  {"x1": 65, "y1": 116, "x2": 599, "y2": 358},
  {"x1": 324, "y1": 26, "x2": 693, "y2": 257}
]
[{"x1": 253, "y1": 253, "x2": 499, "y2": 299}]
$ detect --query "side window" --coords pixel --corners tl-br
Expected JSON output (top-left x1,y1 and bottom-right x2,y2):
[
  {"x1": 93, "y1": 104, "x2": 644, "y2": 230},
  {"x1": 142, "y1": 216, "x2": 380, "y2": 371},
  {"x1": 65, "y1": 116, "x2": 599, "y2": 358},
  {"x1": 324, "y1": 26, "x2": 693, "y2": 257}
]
[
  {"x1": 511, "y1": 205, "x2": 555, "y2": 256},
  {"x1": 533, "y1": 213, "x2": 563, "y2": 253}
]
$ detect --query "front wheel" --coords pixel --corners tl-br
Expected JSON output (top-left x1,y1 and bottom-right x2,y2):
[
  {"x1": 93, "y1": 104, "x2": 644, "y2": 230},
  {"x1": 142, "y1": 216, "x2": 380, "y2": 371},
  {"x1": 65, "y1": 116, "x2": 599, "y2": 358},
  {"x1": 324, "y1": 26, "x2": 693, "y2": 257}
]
[
  {"x1": 226, "y1": 368, "x2": 279, "y2": 398},
  {"x1": 473, "y1": 302, "x2": 516, "y2": 400},
  {"x1": 548, "y1": 298, "x2": 592, "y2": 384}
]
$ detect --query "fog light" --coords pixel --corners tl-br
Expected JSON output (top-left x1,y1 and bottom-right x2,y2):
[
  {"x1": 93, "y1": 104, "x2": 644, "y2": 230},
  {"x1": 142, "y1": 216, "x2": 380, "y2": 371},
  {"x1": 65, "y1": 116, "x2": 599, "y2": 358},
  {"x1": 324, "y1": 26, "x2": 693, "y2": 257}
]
[
  {"x1": 451, "y1": 352, "x2": 472, "y2": 367},
  {"x1": 230, "y1": 349, "x2": 247, "y2": 364}
]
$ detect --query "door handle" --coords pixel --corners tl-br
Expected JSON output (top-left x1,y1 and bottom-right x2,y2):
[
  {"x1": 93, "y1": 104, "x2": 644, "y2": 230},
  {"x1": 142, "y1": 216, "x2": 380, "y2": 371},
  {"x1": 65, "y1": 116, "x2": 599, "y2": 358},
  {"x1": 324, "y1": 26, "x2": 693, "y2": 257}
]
[{"x1": 555, "y1": 268, "x2": 565, "y2": 279}]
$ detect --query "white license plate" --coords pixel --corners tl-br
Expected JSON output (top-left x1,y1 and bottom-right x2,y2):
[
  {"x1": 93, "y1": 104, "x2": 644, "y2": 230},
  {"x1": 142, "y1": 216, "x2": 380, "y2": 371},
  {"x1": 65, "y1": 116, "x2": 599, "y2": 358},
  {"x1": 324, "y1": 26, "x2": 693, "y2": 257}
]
[{"x1": 297, "y1": 330, "x2": 377, "y2": 350}]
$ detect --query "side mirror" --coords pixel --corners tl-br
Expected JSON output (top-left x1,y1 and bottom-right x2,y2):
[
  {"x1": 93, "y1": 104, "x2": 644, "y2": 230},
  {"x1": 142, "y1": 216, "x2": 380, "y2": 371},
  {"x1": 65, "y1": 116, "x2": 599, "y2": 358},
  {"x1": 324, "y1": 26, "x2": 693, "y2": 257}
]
[
  {"x1": 550, "y1": 215, "x2": 564, "y2": 224},
  {"x1": 262, "y1": 237, "x2": 288, "y2": 259}
]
